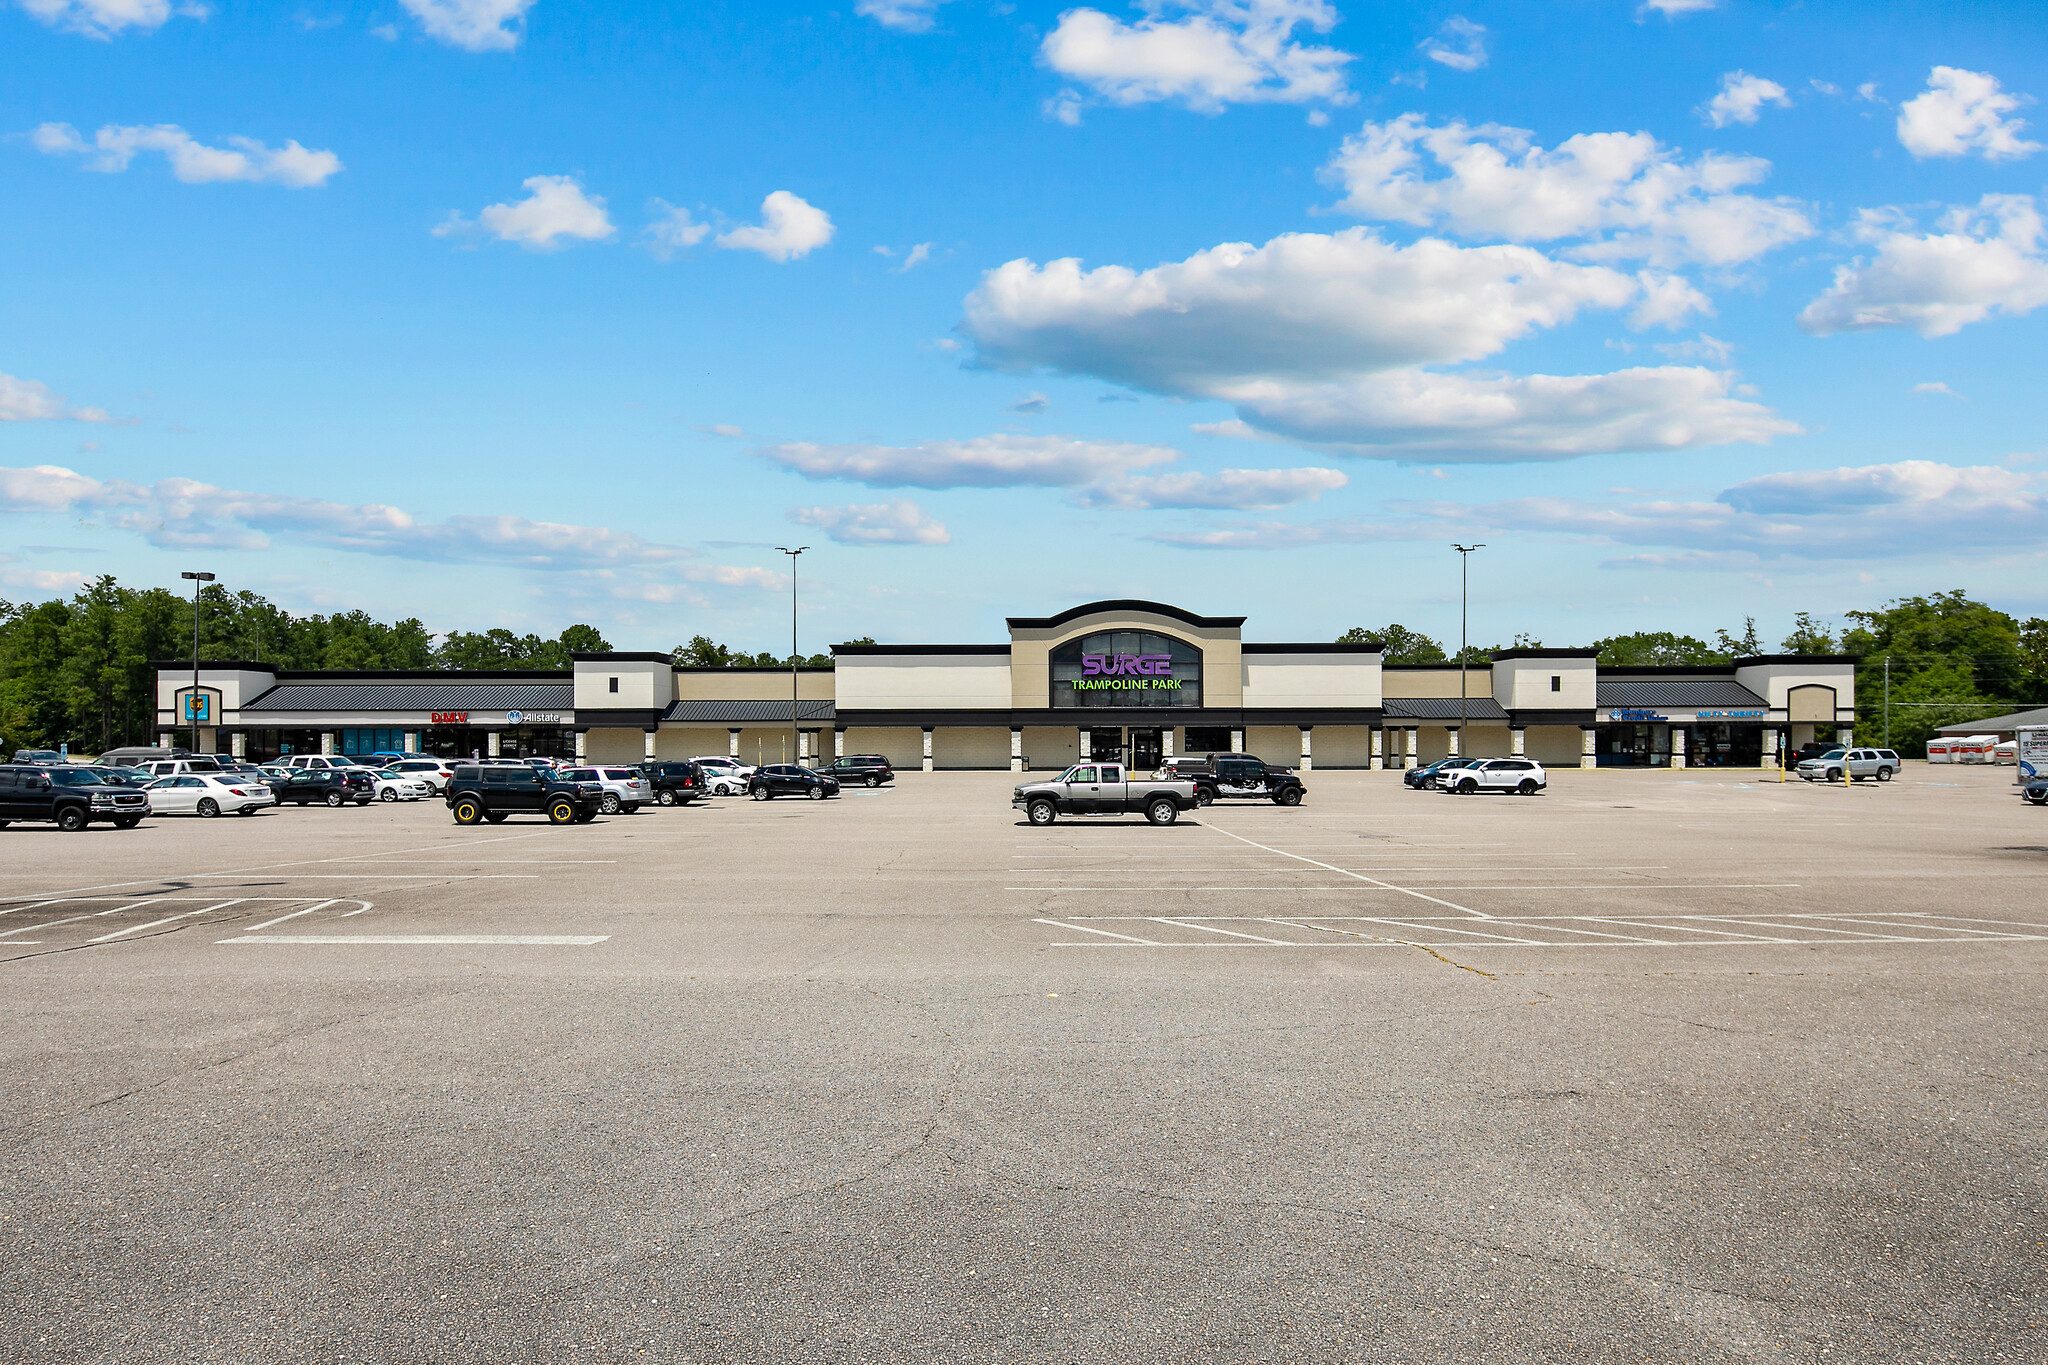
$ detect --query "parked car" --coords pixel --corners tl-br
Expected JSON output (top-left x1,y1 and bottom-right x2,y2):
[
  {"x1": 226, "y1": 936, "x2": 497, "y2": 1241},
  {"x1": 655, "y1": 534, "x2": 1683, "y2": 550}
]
[
  {"x1": 1013, "y1": 763, "x2": 1197, "y2": 826},
  {"x1": 143, "y1": 772, "x2": 276, "y2": 817},
  {"x1": 142, "y1": 758, "x2": 224, "y2": 778},
  {"x1": 1441, "y1": 758, "x2": 1548, "y2": 795},
  {"x1": 823, "y1": 754, "x2": 894, "y2": 788},
  {"x1": 89, "y1": 764, "x2": 156, "y2": 787},
  {"x1": 556, "y1": 765, "x2": 652, "y2": 814},
  {"x1": 1170, "y1": 753, "x2": 1306, "y2": 807},
  {"x1": 444, "y1": 764, "x2": 604, "y2": 825},
  {"x1": 97, "y1": 746, "x2": 188, "y2": 767},
  {"x1": 281, "y1": 754, "x2": 368, "y2": 771},
  {"x1": 747, "y1": 764, "x2": 841, "y2": 801},
  {"x1": 366, "y1": 751, "x2": 430, "y2": 765},
  {"x1": 2023, "y1": 776, "x2": 2048, "y2": 806},
  {"x1": 691, "y1": 756, "x2": 757, "y2": 795},
  {"x1": 386, "y1": 758, "x2": 457, "y2": 792},
  {"x1": 0, "y1": 763, "x2": 151, "y2": 830},
  {"x1": 275, "y1": 768, "x2": 376, "y2": 807},
  {"x1": 1796, "y1": 748, "x2": 1900, "y2": 783},
  {"x1": 1405, "y1": 757, "x2": 1479, "y2": 791},
  {"x1": 11, "y1": 749, "x2": 70, "y2": 765},
  {"x1": 365, "y1": 768, "x2": 435, "y2": 802},
  {"x1": 637, "y1": 760, "x2": 705, "y2": 805}
]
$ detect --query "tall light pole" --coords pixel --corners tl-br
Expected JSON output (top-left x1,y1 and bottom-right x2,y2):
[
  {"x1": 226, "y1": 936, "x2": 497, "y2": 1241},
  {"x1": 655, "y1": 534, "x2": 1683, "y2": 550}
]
[
  {"x1": 180, "y1": 571, "x2": 215, "y2": 755},
  {"x1": 777, "y1": 546, "x2": 808, "y2": 766},
  {"x1": 1451, "y1": 545, "x2": 1484, "y2": 751}
]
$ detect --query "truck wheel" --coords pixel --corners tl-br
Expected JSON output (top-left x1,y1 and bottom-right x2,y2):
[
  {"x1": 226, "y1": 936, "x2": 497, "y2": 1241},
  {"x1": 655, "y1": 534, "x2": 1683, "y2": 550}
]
[
  {"x1": 325, "y1": 791, "x2": 344, "y2": 808},
  {"x1": 657, "y1": 788, "x2": 677, "y2": 806},
  {"x1": 1146, "y1": 797, "x2": 1178, "y2": 826},
  {"x1": 56, "y1": 806, "x2": 88, "y2": 832},
  {"x1": 197, "y1": 798, "x2": 220, "y2": 818},
  {"x1": 1826, "y1": 768, "x2": 1841, "y2": 783},
  {"x1": 575, "y1": 808, "x2": 598, "y2": 822},
  {"x1": 452, "y1": 798, "x2": 483, "y2": 825},
  {"x1": 600, "y1": 793, "x2": 621, "y2": 814},
  {"x1": 547, "y1": 798, "x2": 577, "y2": 824},
  {"x1": 1193, "y1": 787, "x2": 1214, "y2": 807},
  {"x1": 485, "y1": 811, "x2": 508, "y2": 824},
  {"x1": 1274, "y1": 787, "x2": 1302, "y2": 807},
  {"x1": 113, "y1": 815, "x2": 141, "y2": 829},
  {"x1": 1028, "y1": 798, "x2": 1057, "y2": 826},
  {"x1": 1877, "y1": 767, "x2": 1893, "y2": 782}
]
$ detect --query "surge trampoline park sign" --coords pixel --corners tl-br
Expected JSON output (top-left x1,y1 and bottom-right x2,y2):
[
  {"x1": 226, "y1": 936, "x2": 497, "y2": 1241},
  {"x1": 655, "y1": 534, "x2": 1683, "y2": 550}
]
[
  {"x1": 1075, "y1": 653, "x2": 1183, "y2": 693},
  {"x1": 1052, "y1": 632, "x2": 1203, "y2": 708}
]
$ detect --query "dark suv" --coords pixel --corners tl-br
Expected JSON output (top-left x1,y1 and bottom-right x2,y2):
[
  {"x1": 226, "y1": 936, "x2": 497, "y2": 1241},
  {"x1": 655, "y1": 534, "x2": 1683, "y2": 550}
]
[
  {"x1": 637, "y1": 760, "x2": 705, "y2": 806},
  {"x1": 1171, "y1": 753, "x2": 1307, "y2": 807},
  {"x1": 445, "y1": 764, "x2": 604, "y2": 825},
  {"x1": 824, "y1": 754, "x2": 894, "y2": 788},
  {"x1": 276, "y1": 768, "x2": 377, "y2": 806},
  {"x1": 0, "y1": 763, "x2": 150, "y2": 830}
]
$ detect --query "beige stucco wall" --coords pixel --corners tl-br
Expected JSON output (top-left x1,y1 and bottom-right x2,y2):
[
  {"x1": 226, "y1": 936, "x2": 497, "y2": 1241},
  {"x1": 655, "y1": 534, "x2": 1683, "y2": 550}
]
[
  {"x1": 573, "y1": 659, "x2": 673, "y2": 711},
  {"x1": 841, "y1": 726, "x2": 927, "y2": 770},
  {"x1": 1010, "y1": 608, "x2": 1245, "y2": 709},
  {"x1": 655, "y1": 727, "x2": 733, "y2": 760},
  {"x1": 1524, "y1": 725, "x2": 1585, "y2": 766},
  {"x1": 1020, "y1": 726, "x2": 1081, "y2": 772},
  {"x1": 1311, "y1": 725, "x2": 1377, "y2": 768},
  {"x1": 1733, "y1": 661, "x2": 1856, "y2": 713},
  {"x1": 1244, "y1": 725, "x2": 1300, "y2": 765},
  {"x1": 836, "y1": 655, "x2": 1009, "y2": 710},
  {"x1": 158, "y1": 665, "x2": 279, "y2": 718},
  {"x1": 1786, "y1": 684, "x2": 1838, "y2": 723},
  {"x1": 932, "y1": 726, "x2": 1013, "y2": 769},
  {"x1": 672, "y1": 669, "x2": 834, "y2": 702},
  {"x1": 1492, "y1": 658, "x2": 1597, "y2": 709},
  {"x1": 1382, "y1": 668, "x2": 1480, "y2": 699},
  {"x1": 583, "y1": 727, "x2": 644, "y2": 763},
  {"x1": 1242, "y1": 654, "x2": 1382, "y2": 709}
]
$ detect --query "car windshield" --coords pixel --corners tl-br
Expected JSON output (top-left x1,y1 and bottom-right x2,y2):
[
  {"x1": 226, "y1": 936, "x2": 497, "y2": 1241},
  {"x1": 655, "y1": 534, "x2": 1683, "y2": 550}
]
[{"x1": 48, "y1": 768, "x2": 107, "y2": 787}]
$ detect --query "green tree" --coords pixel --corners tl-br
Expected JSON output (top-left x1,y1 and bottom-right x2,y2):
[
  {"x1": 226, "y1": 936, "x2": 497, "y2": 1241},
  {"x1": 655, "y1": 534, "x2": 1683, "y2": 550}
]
[
  {"x1": 1715, "y1": 617, "x2": 1763, "y2": 658},
  {"x1": 1339, "y1": 624, "x2": 1447, "y2": 663},
  {"x1": 1780, "y1": 612, "x2": 1838, "y2": 654},
  {"x1": 1592, "y1": 632, "x2": 1725, "y2": 666}
]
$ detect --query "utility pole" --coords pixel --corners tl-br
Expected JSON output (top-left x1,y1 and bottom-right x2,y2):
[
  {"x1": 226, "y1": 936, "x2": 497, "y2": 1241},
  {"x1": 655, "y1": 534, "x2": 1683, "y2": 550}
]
[
  {"x1": 777, "y1": 546, "x2": 808, "y2": 767},
  {"x1": 1883, "y1": 655, "x2": 1890, "y2": 748},
  {"x1": 1451, "y1": 544, "x2": 1485, "y2": 751},
  {"x1": 180, "y1": 571, "x2": 215, "y2": 755}
]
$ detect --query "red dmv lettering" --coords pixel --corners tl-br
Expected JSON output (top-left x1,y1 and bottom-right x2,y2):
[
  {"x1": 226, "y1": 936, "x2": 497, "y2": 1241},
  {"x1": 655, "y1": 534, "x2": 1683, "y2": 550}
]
[{"x1": 430, "y1": 711, "x2": 469, "y2": 725}]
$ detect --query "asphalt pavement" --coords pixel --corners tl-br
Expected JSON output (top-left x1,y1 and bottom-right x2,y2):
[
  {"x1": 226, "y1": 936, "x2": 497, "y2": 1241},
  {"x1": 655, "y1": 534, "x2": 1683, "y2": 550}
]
[{"x1": 2, "y1": 764, "x2": 2043, "y2": 1363}]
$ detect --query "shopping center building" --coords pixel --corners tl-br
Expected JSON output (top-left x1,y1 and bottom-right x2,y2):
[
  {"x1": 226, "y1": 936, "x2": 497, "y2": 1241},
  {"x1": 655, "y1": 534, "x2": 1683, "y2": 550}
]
[{"x1": 155, "y1": 599, "x2": 1858, "y2": 771}]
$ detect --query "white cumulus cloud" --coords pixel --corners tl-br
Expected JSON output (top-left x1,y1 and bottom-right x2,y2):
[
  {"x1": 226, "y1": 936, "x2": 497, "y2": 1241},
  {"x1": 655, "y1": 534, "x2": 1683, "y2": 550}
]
[
  {"x1": 855, "y1": 0, "x2": 950, "y2": 32},
  {"x1": 1797, "y1": 194, "x2": 2048, "y2": 337},
  {"x1": 436, "y1": 174, "x2": 615, "y2": 250},
  {"x1": 757, "y1": 434, "x2": 1181, "y2": 489},
  {"x1": 1321, "y1": 114, "x2": 1813, "y2": 267},
  {"x1": 18, "y1": 0, "x2": 196, "y2": 39},
  {"x1": 1074, "y1": 466, "x2": 1347, "y2": 509},
  {"x1": 401, "y1": 0, "x2": 534, "y2": 52},
  {"x1": 1041, "y1": 0, "x2": 1354, "y2": 116},
  {"x1": 32, "y1": 122, "x2": 342, "y2": 187},
  {"x1": 1896, "y1": 66, "x2": 2040, "y2": 161},
  {"x1": 643, "y1": 200, "x2": 710, "y2": 259},
  {"x1": 1637, "y1": 0, "x2": 1718, "y2": 17},
  {"x1": 0, "y1": 372, "x2": 113, "y2": 424},
  {"x1": 1419, "y1": 16, "x2": 1485, "y2": 73},
  {"x1": 1703, "y1": 71, "x2": 1790, "y2": 128},
  {"x1": 789, "y1": 499, "x2": 950, "y2": 546},
  {"x1": 716, "y1": 191, "x2": 835, "y2": 262}
]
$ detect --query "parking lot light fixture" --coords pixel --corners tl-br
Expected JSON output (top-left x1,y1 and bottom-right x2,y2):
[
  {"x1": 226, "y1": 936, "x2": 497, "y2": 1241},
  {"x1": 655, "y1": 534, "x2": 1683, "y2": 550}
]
[
  {"x1": 1451, "y1": 545, "x2": 1484, "y2": 744},
  {"x1": 180, "y1": 571, "x2": 216, "y2": 755},
  {"x1": 777, "y1": 546, "x2": 808, "y2": 767}
]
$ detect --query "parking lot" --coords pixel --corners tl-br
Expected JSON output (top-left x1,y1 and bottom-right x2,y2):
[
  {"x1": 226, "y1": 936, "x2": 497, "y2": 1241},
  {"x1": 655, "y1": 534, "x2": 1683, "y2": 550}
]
[{"x1": 3, "y1": 765, "x2": 2044, "y2": 1362}]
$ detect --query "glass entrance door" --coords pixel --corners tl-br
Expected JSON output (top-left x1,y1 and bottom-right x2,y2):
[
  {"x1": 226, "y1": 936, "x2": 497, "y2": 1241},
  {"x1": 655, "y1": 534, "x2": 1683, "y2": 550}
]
[{"x1": 1129, "y1": 728, "x2": 1163, "y2": 771}]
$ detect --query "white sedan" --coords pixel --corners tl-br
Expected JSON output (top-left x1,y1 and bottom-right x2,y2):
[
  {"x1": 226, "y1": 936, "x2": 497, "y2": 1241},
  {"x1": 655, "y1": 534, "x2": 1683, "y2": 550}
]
[
  {"x1": 690, "y1": 756, "x2": 757, "y2": 795},
  {"x1": 144, "y1": 773, "x2": 277, "y2": 817},
  {"x1": 366, "y1": 769, "x2": 436, "y2": 802}
]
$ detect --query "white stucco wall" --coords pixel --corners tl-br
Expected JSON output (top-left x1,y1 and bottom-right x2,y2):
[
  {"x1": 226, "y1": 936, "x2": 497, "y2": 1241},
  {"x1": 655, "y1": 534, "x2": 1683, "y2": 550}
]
[
  {"x1": 1492, "y1": 658, "x2": 1596, "y2": 709},
  {"x1": 1241, "y1": 653, "x2": 1382, "y2": 708},
  {"x1": 835, "y1": 654, "x2": 1011, "y2": 710},
  {"x1": 573, "y1": 659, "x2": 672, "y2": 711}
]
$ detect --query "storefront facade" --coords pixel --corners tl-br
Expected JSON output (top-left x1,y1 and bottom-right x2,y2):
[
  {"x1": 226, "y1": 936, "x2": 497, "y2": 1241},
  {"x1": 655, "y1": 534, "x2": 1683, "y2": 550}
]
[{"x1": 156, "y1": 603, "x2": 1856, "y2": 772}]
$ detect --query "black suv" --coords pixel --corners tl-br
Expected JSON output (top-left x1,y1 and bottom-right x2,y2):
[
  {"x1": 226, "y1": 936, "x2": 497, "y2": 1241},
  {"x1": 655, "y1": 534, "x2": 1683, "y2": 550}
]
[
  {"x1": 747, "y1": 765, "x2": 841, "y2": 801},
  {"x1": 1177, "y1": 753, "x2": 1306, "y2": 807},
  {"x1": 637, "y1": 760, "x2": 704, "y2": 806},
  {"x1": 276, "y1": 768, "x2": 377, "y2": 807},
  {"x1": 0, "y1": 763, "x2": 150, "y2": 831},
  {"x1": 824, "y1": 754, "x2": 894, "y2": 788},
  {"x1": 445, "y1": 764, "x2": 604, "y2": 825}
]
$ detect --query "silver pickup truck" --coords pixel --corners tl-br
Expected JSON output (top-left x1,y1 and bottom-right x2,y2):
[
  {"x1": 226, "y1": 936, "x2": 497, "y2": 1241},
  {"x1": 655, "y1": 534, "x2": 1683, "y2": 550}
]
[{"x1": 1012, "y1": 761, "x2": 1198, "y2": 826}]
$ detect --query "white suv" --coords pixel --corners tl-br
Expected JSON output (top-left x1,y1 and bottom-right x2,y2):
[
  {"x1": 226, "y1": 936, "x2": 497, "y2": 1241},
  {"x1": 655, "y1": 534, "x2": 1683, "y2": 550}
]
[
  {"x1": 1442, "y1": 758, "x2": 1548, "y2": 795},
  {"x1": 387, "y1": 758, "x2": 456, "y2": 792},
  {"x1": 557, "y1": 765, "x2": 652, "y2": 814},
  {"x1": 1798, "y1": 748, "x2": 1900, "y2": 783},
  {"x1": 691, "y1": 756, "x2": 757, "y2": 795}
]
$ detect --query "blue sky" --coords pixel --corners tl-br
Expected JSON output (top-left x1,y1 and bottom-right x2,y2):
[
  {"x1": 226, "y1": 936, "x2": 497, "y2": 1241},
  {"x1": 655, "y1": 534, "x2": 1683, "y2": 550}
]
[{"x1": 4, "y1": 0, "x2": 2046, "y2": 653}]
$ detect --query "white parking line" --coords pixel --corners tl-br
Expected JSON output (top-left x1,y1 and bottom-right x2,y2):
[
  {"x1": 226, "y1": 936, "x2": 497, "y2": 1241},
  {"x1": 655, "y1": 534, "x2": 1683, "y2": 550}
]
[
  {"x1": 1148, "y1": 918, "x2": 1294, "y2": 945},
  {"x1": 240, "y1": 899, "x2": 342, "y2": 933},
  {"x1": 1031, "y1": 919, "x2": 1162, "y2": 945},
  {"x1": 218, "y1": 934, "x2": 608, "y2": 946},
  {"x1": 87, "y1": 898, "x2": 246, "y2": 944},
  {"x1": 0, "y1": 897, "x2": 167, "y2": 940}
]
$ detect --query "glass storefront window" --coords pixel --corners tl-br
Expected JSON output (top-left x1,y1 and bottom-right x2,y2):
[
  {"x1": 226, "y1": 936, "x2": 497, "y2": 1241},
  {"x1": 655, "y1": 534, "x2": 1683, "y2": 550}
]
[
  {"x1": 1050, "y1": 631, "x2": 1203, "y2": 708},
  {"x1": 499, "y1": 728, "x2": 577, "y2": 759},
  {"x1": 339, "y1": 728, "x2": 407, "y2": 756}
]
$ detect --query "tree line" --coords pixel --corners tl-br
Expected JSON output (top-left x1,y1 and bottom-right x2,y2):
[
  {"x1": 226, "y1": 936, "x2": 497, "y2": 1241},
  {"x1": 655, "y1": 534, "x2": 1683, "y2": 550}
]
[
  {"x1": 1340, "y1": 591, "x2": 2048, "y2": 755},
  {"x1": 0, "y1": 577, "x2": 845, "y2": 755}
]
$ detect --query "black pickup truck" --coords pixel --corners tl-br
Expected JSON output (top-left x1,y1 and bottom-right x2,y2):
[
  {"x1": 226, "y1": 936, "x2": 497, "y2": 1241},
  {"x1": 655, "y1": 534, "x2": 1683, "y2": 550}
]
[
  {"x1": 1163, "y1": 753, "x2": 1306, "y2": 807},
  {"x1": 445, "y1": 764, "x2": 605, "y2": 825},
  {"x1": 0, "y1": 763, "x2": 151, "y2": 830}
]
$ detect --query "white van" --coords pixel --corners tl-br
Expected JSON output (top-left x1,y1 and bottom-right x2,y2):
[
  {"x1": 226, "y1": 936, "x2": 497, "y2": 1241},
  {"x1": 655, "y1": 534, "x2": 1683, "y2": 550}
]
[{"x1": 144, "y1": 758, "x2": 225, "y2": 778}]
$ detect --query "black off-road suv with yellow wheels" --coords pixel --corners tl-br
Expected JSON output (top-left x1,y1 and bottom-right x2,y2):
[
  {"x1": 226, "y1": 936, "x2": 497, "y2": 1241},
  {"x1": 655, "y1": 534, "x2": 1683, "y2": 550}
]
[{"x1": 444, "y1": 764, "x2": 605, "y2": 825}]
